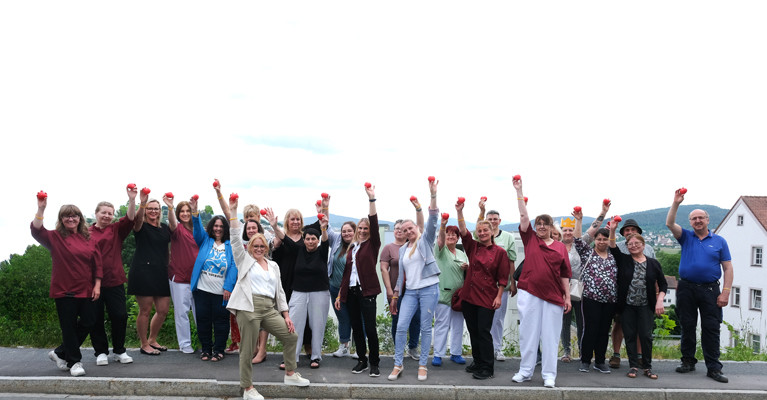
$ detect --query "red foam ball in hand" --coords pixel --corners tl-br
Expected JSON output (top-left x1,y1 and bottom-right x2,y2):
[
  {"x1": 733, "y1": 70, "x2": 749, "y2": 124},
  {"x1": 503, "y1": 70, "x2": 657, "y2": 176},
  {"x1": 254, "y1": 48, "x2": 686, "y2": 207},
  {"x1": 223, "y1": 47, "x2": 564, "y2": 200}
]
[
  {"x1": 316, "y1": 200, "x2": 322, "y2": 206},
  {"x1": 524, "y1": 196, "x2": 528, "y2": 204},
  {"x1": 457, "y1": 197, "x2": 466, "y2": 204},
  {"x1": 229, "y1": 193, "x2": 239, "y2": 201},
  {"x1": 410, "y1": 195, "x2": 417, "y2": 202},
  {"x1": 213, "y1": 179, "x2": 220, "y2": 188},
  {"x1": 260, "y1": 209, "x2": 267, "y2": 216},
  {"x1": 364, "y1": 182, "x2": 372, "y2": 188},
  {"x1": 441, "y1": 212, "x2": 449, "y2": 220},
  {"x1": 141, "y1": 187, "x2": 151, "y2": 195},
  {"x1": 36, "y1": 190, "x2": 47, "y2": 200},
  {"x1": 126, "y1": 183, "x2": 136, "y2": 190},
  {"x1": 317, "y1": 213, "x2": 325, "y2": 220},
  {"x1": 614, "y1": 215, "x2": 623, "y2": 222},
  {"x1": 679, "y1": 187, "x2": 688, "y2": 194},
  {"x1": 165, "y1": 192, "x2": 174, "y2": 199},
  {"x1": 603, "y1": 198, "x2": 611, "y2": 205},
  {"x1": 480, "y1": 196, "x2": 487, "y2": 201},
  {"x1": 321, "y1": 192, "x2": 329, "y2": 199},
  {"x1": 573, "y1": 206, "x2": 582, "y2": 212},
  {"x1": 428, "y1": 176, "x2": 436, "y2": 182},
  {"x1": 513, "y1": 174, "x2": 521, "y2": 180},
  {"x1": 191, "y1": 194, "x2": 199, "y2": 201}
]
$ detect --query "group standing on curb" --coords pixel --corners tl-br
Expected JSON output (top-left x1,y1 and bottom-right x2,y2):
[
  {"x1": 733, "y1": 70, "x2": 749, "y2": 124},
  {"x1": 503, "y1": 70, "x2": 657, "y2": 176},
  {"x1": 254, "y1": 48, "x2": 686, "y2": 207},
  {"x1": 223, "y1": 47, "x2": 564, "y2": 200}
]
[{"x1": 31, "y1": 177, "x2": 734, "y2": 399}]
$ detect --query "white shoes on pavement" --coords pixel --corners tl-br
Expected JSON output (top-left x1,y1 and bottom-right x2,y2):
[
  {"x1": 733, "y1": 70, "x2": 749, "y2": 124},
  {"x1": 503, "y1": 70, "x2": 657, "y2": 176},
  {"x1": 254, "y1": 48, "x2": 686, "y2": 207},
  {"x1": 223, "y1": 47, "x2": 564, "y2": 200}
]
[
  {"x1": 243, "y1": 387, "x2": 265, "y2": 400},
  {"x1": 48, "y1": 351, "x2": 68, "y2": 370},
  {"x1": 284, "y1": 372, "x2": 310, "y2": 387},
  {"x1": 96, "y1": 353, "x2": 109, "y2": 366},
  {"x1": 70, "y1": 362, "x2": 86, "y2": 376},
  {"x1": 113, "y1": 352, "x2": 133, "y2": 364}
]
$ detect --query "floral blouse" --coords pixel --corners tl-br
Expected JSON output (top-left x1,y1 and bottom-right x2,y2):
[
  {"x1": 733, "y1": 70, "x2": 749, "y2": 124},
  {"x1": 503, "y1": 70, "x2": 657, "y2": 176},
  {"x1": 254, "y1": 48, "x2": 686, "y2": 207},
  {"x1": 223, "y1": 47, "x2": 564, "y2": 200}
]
[{"x1": 574, "y1": 237, "x2": 617, "y2": 303}]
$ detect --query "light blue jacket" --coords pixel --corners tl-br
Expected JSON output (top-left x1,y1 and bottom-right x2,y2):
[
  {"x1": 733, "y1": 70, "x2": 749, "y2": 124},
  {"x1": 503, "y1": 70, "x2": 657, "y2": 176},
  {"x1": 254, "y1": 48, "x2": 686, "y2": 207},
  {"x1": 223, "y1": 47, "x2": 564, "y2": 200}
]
[
  {"x1": 394, "y1": 208, "x2": 440, "y2": 294},
  {"x1": 326, "y1": 222, "x2": 343, "y2": 278},
  {"x1": 190, "y1": 215, "x2": 237, "y2": 297}
]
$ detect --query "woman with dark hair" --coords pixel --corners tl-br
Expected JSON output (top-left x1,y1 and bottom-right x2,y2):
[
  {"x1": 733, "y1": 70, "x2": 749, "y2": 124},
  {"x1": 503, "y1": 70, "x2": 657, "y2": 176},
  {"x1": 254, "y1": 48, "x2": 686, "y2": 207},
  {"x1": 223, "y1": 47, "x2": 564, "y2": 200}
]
[
  {"x1": 454, "y1": 199, "x2": 511, "y2": 381},
  {"x1": 33, "y1": 195, "x2": 102, "y2": 377},
  {"x1": 165, "y1": 196, "x2": 200, "y2": 354},
  {"x1": 335, "y1": 183, "x2": 382, "y2": 377},
  {"x1": 189, "y1": 192, "x2": 237, "y2": 362},
  {"x1": 129, "y1": 189, "x2": 172, "y2": 356},
  {"x1": 572, "y1": 201, "x2": 617, "y2": 374},
  {"x1": 88, "y1": 186, "x2": 137, "y2": 366},
  {"x1": 608, "y1": 217, "x2": 667, "y2": 379},
  {"x1": 511, "y1": 177, "x2": 571, "y2": 388}
]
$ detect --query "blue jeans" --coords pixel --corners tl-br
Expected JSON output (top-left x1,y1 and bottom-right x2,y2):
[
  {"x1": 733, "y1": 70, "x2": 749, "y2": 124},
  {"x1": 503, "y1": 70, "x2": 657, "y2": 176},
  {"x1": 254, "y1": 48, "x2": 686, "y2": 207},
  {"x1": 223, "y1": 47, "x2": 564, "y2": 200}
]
[
  {"x1": 330, "y1": 286, "x2": 352, "y2": 343},
  {"x1": 392, "y1": 294, "x2": 420, "y2": 350},
  {"x1": 393, "y1": 283, "x2": 438, "y2": 366}
]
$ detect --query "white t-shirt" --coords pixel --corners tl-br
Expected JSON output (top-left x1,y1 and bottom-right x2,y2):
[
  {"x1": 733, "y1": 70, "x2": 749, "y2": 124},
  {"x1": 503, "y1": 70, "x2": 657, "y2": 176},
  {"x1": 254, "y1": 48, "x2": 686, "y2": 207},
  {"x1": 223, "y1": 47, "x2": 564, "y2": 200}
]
[
  {"x1": 249, "y1": 262, "x2": 277, "y2": 298},
  {"x1": 197, "y1": 243, "x2": 227, "y2": 295},
  {"x1": 401, "y1": 246, "x2": 439, "y2": 290}
]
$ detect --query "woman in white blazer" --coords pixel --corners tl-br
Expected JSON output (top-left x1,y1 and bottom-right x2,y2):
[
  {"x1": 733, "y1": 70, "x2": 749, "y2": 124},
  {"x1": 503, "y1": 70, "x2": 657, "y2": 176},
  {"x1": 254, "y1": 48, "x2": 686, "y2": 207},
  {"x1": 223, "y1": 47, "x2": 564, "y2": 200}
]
[{"x1": 226, "y1": 197, "x2": 309, "y2": 400}]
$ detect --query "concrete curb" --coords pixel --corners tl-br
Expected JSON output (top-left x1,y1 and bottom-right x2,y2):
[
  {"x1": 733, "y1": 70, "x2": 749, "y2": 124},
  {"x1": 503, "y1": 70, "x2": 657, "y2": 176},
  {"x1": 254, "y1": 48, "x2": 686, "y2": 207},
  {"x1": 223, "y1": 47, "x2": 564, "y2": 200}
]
[{"x1": 2, "y1": 377, "x2": 766, "y2": 399}]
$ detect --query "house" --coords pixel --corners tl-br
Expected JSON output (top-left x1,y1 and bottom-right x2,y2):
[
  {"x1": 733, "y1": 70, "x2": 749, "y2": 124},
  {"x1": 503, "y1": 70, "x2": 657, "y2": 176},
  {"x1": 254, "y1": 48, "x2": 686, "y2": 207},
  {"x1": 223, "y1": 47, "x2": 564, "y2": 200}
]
[
  {"x1": 663, "y1": 275, "x2": 677, "y2": 307},
  {"x1": 715, "y1": 196, "x2": 767, "y2": 353}
]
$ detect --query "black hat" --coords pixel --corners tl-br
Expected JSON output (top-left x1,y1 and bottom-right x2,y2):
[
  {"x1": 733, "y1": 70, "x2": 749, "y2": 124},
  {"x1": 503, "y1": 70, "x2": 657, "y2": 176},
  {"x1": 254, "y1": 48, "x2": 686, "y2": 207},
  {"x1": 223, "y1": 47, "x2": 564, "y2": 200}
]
[{"x1": 619, "y1": 219, "x2": 642, "y2": 236}]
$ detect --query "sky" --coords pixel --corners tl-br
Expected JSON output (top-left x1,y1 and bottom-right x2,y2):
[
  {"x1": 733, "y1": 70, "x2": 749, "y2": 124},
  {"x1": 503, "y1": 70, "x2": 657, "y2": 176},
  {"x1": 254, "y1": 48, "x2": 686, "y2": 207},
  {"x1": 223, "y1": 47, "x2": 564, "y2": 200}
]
[{"x1": 1, "y1": 1, "x2": 765, "y2": 261}]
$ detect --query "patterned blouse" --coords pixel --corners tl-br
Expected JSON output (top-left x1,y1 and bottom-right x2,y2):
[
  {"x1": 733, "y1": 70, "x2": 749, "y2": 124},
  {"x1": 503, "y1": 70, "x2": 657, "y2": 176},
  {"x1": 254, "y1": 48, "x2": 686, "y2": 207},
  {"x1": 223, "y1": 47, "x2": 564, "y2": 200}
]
[
  {"x1": 574, "y1": 237, "x2": 617, "y2": 303},
  {"x1": 626, "y1": 260, "x2": 648, "y2": 306}
]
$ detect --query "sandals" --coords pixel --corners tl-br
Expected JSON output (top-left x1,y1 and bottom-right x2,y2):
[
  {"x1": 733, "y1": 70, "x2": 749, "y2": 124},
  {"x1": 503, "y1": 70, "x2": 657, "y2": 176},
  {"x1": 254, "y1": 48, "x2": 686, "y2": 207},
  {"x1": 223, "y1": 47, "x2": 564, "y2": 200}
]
[
  {"x1": 200, "y1": 352, "x2": 211, "y2": 361},
  {"x1": 644, "y1": 369, "x2": 658, "y2": 379},
  {"x1": 387, "y1": 365, "x2": 404, "y2": 381},
  {"x1": 418, "y1": 366, "x2": 428, "y2": 381},
  {"x1": 210, "y1": 353, "x2": 224, "y2": 362},
  {"x1": 149, "y1": 344, "x2": 168, "y2": 352},
  {"x1": 252, "y1": 354, "x2": 267, "y2": 364},
  {"x1": 627, "y1": 367, "x2": 638, "y2": 378},
  {"x1": 561, "y1": 355, "x2": 571, "y2": 363},
  {"x1": 279, "y1": 361, "x2": 286, "y2": 370},
  {"x1": 310, "y1": 359, "x2": 320, "y2": 369}
]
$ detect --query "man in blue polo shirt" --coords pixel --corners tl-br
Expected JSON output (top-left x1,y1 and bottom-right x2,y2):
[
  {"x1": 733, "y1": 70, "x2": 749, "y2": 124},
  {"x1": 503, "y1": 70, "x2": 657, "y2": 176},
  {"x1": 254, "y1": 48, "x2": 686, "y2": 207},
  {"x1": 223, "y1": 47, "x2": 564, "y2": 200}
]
[{"x1": 666, "y1": 189, "x2": 734, "y2": 383}]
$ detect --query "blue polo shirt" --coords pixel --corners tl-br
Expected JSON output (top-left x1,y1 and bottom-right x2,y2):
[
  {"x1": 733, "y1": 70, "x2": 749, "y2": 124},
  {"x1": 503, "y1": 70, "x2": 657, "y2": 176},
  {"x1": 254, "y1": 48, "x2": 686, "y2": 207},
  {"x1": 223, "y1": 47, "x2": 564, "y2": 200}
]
[{"x1": 677, "y1": 229, "x2": 731, "y2": 283}]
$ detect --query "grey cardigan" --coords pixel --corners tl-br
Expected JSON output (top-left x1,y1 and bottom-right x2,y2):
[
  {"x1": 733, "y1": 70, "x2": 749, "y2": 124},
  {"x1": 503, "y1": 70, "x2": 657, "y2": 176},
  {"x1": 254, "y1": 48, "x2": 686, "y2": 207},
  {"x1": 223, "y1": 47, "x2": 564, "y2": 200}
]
[{"x1": 394, "y1": 208, "x2": 440, "y2": 295}]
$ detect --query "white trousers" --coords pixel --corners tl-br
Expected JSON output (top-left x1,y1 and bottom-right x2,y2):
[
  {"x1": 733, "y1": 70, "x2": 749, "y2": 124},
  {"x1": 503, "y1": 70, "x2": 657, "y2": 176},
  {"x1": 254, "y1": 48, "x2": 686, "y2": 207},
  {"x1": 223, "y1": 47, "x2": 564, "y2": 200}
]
[
  {"x1": 516, "y1": 289, "x2": 563, "y2": 381},
  {"x1": 433, "y1": 303, "x2": 465, "y2": 357},
  {"x1": 289, "y1": 290, "x2": 330, "y2": 362},
  {"x1": 169, "y1": 278, "x2": 196, "y2": 349},
  {"x1": 491, "y1": 290, "x2": 509, "y2": 352}
]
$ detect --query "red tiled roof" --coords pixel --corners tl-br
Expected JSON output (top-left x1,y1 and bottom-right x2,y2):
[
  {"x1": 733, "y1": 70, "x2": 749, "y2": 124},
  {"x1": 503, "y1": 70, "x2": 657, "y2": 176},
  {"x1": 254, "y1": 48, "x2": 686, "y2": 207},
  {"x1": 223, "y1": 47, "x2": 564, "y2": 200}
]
[
  {"x1": 741, "y1": 196, "x2": 767, "y2": 233},
  {"x1": 665, "y1": 275, "x2": 677, "y2": 289}
]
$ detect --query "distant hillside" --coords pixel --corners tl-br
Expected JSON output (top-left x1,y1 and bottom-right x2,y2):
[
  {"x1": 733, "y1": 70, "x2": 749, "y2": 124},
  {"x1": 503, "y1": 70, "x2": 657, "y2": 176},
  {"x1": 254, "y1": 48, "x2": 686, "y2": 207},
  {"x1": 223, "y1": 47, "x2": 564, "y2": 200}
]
[{"x1": 498, "y1": 204, "x2": 728, "y2": 233}]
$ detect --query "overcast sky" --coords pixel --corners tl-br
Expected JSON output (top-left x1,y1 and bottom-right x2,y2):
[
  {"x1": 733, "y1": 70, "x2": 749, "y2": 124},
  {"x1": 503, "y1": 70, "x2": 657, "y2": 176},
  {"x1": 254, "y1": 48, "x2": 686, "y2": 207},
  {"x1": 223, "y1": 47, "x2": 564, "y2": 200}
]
[{"x1": 1, "y1": 1, "x2": 765, "y2": 261}]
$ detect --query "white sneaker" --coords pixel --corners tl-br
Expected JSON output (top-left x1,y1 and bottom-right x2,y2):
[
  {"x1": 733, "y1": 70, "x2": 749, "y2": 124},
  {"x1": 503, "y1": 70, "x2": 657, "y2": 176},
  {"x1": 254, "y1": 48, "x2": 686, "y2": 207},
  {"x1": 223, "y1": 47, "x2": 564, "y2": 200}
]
[
  {"x1": 180, "y1": 346, "x2": 195, "y2": 354},
  {"x1": 543, "y1": 379, "x2": 556, "y2": 388},
  {"x1": 332, "y1": 343, "x2": 351, "y2": 358},
  {"x1": 495, "y1": 350, "x2": 506, "y2": 361},
  {"x1": 242, "y1": 387, "x2": 265, "y2": 400},
  {"x1": 48, "y1": 351, "x2": 68, "y2": 370},
  {"x1": 112, "y1": 352, "x2": 133, "y2": 364},
  {"x1": 512, "y1": 373, "x2": 531, "y2": 383},
  {"x1": 284, "y1": 371, "x2": 310, "y2": 387},
  {"x1": 70, "y1": 362, "x2": 86, "y2": 377},
  {"x1": 96, "y1": 353, "x2": 108, "y2": 366}
]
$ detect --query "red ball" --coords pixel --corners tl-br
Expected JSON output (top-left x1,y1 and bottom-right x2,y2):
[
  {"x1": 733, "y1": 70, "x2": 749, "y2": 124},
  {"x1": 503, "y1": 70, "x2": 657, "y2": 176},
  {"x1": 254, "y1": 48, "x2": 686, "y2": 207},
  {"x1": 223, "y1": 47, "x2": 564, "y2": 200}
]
[
  {"x1": 126, "y1": 183, "x2": 136, "y2": 190},
  {"x1": 36, "y1": 190, "x2": 47, "y2": 200},
  {"x1": 317, "y1": 213, "x2": 325, "y2": 220},
  {"x1": 457, "y1": 197, "x2": 466, "y2": 204},
  {"x1": 441, "y1": 213, "x2": 449, "y2": 220},
  {"x1": 260, "y1": 209, "x2": 267, "y2": 216},
  {"x1": 603, "y1": 198, "x2": 611, "y2": 205},
  {"x1": 614, "y1": 215, "x2": 623, "y2": 222},
  {"x1": 141, "y1": 187, "x2": 151, "y2": 195},
  {"x1": 428, "y1": 176, "x2": 436, "y2": 182},
  {"x1": 524, "y1": 196, "x2": 528, "y2": 203},
  {"x1": 165, "y1": 192, "x2": 174, "y2": 199},
  {"x1": 480, "y1": 196, "x2": 487, "y2": 201},
  {"x1": 213, "y1": 179, "x2": 220, "y2": 188},
  {"x1": 410, "y1": 195, "x2": 417, "y2": 202},
  {"x1": 191, "y1": 194, "x2": 199, "y2": 201},
  {"x1": 680, "y1": 187, "x2": 688, "y2": 194},
  {"x1": 229, "y1": 193, "x2": 239, "y2": 201},
  {"x1": 316, "y1": 200, "x2": 322, "y2": 206},
  {"x1": 321, "y1": 192, "x2": 329, "y2": 199},
  {"x1": 364, "y1": 182, "x2": 372, "y2": 188},
  {"x1": 513, "y1": 174, "x2": 521, "y2": 180},
  {"x1": 573, "y1": 206, "x2": 582, "y2": 212}
]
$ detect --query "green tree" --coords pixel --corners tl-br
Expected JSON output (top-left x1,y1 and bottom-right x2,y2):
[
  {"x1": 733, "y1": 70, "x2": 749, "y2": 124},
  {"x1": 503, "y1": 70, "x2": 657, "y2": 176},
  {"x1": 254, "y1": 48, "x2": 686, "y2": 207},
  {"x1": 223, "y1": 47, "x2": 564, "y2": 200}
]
[{"x1": 656, "y1": 250, "x2": 680, "y2": 278}]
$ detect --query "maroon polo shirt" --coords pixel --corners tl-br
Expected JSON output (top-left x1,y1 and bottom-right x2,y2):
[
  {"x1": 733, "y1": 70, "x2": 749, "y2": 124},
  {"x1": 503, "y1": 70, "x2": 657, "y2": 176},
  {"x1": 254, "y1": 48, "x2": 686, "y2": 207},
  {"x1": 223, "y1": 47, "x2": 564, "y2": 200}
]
[
  {"x1": 459, "y1": 231, "x2": 510, "y2": 309},
  {"x1": 517, "y1": 227, "x2": 571, "y2": 306},
  {"x1": 89, "y1": 216, "x2": 133, "y2": 288},
  {"x1": 168, "y1": 224, "x2": 198, "y2": 283},
  {"x1": 31, "y1": 223, "x2": 103, "y2": 299}
]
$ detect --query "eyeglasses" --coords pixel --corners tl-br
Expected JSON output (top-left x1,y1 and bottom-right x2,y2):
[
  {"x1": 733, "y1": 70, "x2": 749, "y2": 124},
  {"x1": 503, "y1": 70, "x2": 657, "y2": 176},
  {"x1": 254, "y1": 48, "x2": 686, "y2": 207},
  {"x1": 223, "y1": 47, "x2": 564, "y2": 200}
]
[
  {"x1": 146, "y1": 208, "x2": 161, "y2": 212},
  {"x1": 252, "y1": 245, "x2": 267, "y2": 249},
  {"x1": 627, "y1": 242, "x2": 644, "y2": 248},
  {"x1": 62, "y1": 215, "x2": 80, "y2": 220},
  {"x1": 689, "y1": 216, "x2": 707, "y2": 221}
]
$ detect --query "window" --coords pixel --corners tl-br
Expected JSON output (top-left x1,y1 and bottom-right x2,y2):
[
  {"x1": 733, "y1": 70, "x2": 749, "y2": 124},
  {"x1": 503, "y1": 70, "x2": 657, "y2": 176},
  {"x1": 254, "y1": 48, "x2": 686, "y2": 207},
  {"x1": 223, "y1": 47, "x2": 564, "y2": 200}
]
[
  {"x1": 732, "y1": 287, "x2": 740, "y2": 307},
  {"x1": 737, "y1": 215, "x2": 744, "y2": 226},
  {"x1": 752, "y1": 334, "x2": 761, "y2": 354},
  {"x1": 751, "y1": 289, "x2": 762, "y2": 310},
  {"x1": 753, "y1": 247, "x2": 763, "y2": 266}
]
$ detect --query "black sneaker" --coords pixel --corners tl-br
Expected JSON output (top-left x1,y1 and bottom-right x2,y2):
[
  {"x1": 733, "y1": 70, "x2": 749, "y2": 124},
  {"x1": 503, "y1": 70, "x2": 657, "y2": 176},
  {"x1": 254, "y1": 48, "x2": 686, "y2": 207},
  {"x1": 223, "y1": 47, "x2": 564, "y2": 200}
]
[
  {"x1": 593, "y1": 363, "x2": 610, "y2": 374},
  {"x1": 707, "y1": 370, "x2": 728, "y2": 383},
  {"x1": 465, "y1": 362, "x2": 480, "y2": 373},
  {"x1": 472, "y1": 369, "x2": 493, "y2": 380},
  {"x1": 352, "y1": 360, "x2": 368, "y2": 374},
  {"x1": 579, "y1": 362, "x2": 590, "y2": 372},
  {"x1": 675, "y1": 363, "x2": 696, "y2": 373},
  {"x1": 369, "y1": 364, "x2": 380, "y2": 377}
]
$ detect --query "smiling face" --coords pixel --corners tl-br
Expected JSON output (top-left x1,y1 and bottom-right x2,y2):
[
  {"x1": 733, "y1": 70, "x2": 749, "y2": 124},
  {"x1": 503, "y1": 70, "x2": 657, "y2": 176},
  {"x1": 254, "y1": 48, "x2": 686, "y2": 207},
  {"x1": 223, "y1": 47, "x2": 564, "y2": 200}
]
[
  {"x1": 688, "y1": 209, "x2": 709, "y2": 234},
  {"x1": 61, "y1": 213, "x2": 81, "y2": 232},
  {"x1": 393, "y1": 222, "x2": 405, "y2": 241},
  {"x1": 95, "y1": 205, "x2": 114, "y2": 228},
  {"x1": 627, "y1": 235, "x2": 645, "y2": 256},
  {"x1": 145, "y1": 200, "x2": 161, "y2": 224},
  {"x1": 446, "y1": 229, "x2": 459, "y2": 246},
  {"x1": 356, "y1": 221, "x2": 370, "y2": 242},
  {"x1": 245, "y1": 220, "x2": 260, "y2": 240},
  {"x1": 248, "y1": 236, "x2": 268, "y2": 260},
  {"x1": 341, "y1": 223, "x2": 355, "y2": 244},
  {"x1": 400, "y1": 221, "x2": 419, "y2": 242},
  {"x1": 286, "y1": 211, "x2": 303, "y2": 235},
  {"x1": 476, "y1": 222, "x2": 493, "y2": 245},
  {"x1": 621, "y1": 225, "x2": 639, "y2": 237},
  {"x1": 594, "y1": 232, "x2": 610, "y2": 252},
  {"x1": 534, "y1": 221, "x2": 551, "y2": 240},
  {"x1": 562, "y1": 226, "x2": 574, "y2": 244},
  {"x1": 486, "y1": 213, "x2": 501, "y2": 231},
  {"x1": 551, "y1": 229, "x2": 562, "y2": 242},
  {"x1": 178, "y1": 203, "x2": 192, "y2": 223},
  {"x1": 212, "y1": 219, "x2": 224, "y2": 241}
]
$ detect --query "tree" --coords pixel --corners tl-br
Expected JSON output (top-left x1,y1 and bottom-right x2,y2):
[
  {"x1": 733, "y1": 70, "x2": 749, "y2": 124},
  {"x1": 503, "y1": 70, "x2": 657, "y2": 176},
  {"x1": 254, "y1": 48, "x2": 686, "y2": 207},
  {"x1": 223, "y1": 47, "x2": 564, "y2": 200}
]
[{"x1": 656, "y1": 250, "x2": 680, "y2": 278}]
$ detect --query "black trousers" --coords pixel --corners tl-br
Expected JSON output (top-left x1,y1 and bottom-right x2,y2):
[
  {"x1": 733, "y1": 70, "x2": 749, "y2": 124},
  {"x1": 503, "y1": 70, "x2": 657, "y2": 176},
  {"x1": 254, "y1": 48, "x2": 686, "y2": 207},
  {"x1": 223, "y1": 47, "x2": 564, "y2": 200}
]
[
  {"x1": 677, "y1": 279, "x2": 723, "y2": 372},
  {"x1": 462, "y1": 300, "x2": 495, "y2": 374},
  {"x1": 621, "y1": 304, "x2": 654, "y2": 369},
  {"x1": 580, "y1": 297, "x2": 616, "y2": 365},
  {"x1": 346, "y1": 286, "x2": 379, "y2": 366},
  {"x1": 54, "y1": 297, "x2": 96, "y2": 367},
  {"x1": 90, "y1": 284, "x2": 128, "y2": 356},
  {"x1": 193, "y1": 289, "x2": 230, "y2": 354}
]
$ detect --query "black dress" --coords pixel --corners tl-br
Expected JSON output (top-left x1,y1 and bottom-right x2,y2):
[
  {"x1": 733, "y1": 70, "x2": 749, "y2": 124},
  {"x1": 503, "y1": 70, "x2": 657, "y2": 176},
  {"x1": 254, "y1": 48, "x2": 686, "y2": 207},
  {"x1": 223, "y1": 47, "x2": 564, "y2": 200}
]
[{"x1": 128, "y1": 222, "x2": 171, "y2": 296}]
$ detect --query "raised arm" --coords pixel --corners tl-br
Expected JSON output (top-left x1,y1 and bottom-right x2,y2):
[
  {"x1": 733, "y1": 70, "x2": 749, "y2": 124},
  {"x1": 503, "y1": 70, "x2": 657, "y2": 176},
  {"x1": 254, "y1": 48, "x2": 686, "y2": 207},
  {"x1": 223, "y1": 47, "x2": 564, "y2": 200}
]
[
  {"x1": 456, "y1": 199, "x2": 467, "y2": 236},
  {"x1": 477, "y1": 197, "x2": 486, "y2": 223},
  {"x1": 33, "y1": 194, "x2": 46, "y2": 229},
  {"x1": 411, "y1": 196, "x2": 424, "y2": 233},
  {"x1": 366, "y1": 184, "x2": 377, "y2": 216},
  {"x1": 133, "y1": 188, "x2": 149, "y2": 232},
  {"x1": 513, "y1": 177, "x2": 529, "y2": 232},
  {"x1": 320, "y1": 213, "x2": 329, "y2": 242},
  {"x1": 163, "y1": 194, "x2": 177, "y2": 231},
  {"x1": 126, "y1": 185, "x2": 137, "y2": 221},
  {"x1": 266, "y1": 207, "x2": 285, "y2": 241},
  {"x1": 572, "y1": 208, "x2": 583, "y2": 238},
  {"x1": 213, "y1": 179, "x2": 231, "y2": 220},
  {"x1": 608, "y1": 216, "x2": 619, "y2": 248},
  {"x1": 437, "y1": 215, "x2": 448, "y2": 250},
  {"x1": 666, "y1": 189, "x2": 684, "y2": 239},
  {"x1": 583, "y1": 200, "x2": 610, "y2": 241}
]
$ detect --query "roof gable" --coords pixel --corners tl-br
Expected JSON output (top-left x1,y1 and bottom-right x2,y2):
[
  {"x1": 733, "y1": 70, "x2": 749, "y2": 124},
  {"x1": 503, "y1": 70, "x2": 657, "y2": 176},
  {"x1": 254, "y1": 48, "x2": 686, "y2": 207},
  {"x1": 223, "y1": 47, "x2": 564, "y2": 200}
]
[{"x1": 715, "y1": 196, "x2": 767, "y2": 235}]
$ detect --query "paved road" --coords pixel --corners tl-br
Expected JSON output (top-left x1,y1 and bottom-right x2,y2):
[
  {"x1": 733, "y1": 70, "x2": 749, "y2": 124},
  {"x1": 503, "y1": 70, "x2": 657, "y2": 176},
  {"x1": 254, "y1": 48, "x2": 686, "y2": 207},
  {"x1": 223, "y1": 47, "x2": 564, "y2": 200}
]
[{"x1": 2, "y1": 347, "x2": 766, "y2": 398}]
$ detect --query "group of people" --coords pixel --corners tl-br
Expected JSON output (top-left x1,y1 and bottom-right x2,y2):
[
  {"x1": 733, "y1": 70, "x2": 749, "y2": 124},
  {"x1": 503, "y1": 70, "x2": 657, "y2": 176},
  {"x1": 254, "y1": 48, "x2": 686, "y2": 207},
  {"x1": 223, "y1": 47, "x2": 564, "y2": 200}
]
[{"x1": 32, "y1": 177, "x2": 733, "y2": 400}]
